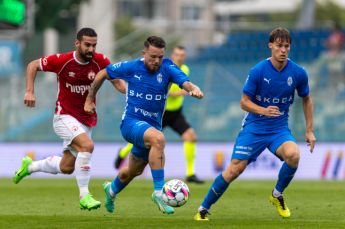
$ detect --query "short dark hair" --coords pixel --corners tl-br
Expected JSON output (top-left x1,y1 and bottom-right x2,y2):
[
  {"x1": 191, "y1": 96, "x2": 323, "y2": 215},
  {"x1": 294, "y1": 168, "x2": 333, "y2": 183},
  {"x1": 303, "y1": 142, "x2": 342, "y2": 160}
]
[
  {"x1": 173, "y1": 45, "x2": 186, "y2": 51},
  {"x1": 144, "y1": 36, "x2": 166, "y2": 49},
  {"x1": 269, "y1": 27, "x2": 291, "y2": 44},
  {"x1": 77, "y1": 27, "x2": 97, "y2": 41}
]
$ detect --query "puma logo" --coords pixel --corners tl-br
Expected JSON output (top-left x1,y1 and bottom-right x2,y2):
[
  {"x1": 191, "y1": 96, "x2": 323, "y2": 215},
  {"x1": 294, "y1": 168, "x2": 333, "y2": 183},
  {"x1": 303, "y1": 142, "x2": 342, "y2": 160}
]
[
  {"x1": 134, "y1": 75, "x2": 142, "y2": 80},
  {"x1": 264, "y1": 78, "x2": 271, "y2": 84},
  {"x1": 212, "y1": 188, "x2": 221, "y2": 196}
]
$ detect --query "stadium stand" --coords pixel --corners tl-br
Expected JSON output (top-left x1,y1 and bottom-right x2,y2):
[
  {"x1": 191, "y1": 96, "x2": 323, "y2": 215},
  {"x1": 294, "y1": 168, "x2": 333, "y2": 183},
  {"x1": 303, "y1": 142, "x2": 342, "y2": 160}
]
[{"x1": 1, "y1": 29, "x2": 345, "y2": 142}]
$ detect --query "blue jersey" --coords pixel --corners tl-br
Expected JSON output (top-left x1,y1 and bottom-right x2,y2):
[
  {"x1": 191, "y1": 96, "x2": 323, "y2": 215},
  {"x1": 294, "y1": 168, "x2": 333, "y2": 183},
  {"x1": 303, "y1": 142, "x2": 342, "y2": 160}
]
[
  {"x1": 106, "y1": 58, "x2": 189, "y2": 129},
  {"x1": 242, "y1": 58, "x2": 309, "y2": 133}
]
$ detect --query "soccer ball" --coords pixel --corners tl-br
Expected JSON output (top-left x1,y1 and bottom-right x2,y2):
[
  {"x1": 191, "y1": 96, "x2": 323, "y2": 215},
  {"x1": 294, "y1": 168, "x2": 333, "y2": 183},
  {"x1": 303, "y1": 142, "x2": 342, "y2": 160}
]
[{"x1": 162, "y1": 179, "x2": 189, "y2": 207}]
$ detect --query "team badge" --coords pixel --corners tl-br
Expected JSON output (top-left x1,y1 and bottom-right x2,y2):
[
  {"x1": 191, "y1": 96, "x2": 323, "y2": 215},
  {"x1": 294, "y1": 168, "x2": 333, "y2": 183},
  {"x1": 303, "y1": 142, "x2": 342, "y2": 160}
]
[
  {"x1": 157, "y1": 73, "x2": 163, "y2": 83},
  {"x1": 287, "y1": 76, "x2": 293, "y2": 86},
  {"x1": 88, "y1": 71, "x2": 96, "y2": 80}
]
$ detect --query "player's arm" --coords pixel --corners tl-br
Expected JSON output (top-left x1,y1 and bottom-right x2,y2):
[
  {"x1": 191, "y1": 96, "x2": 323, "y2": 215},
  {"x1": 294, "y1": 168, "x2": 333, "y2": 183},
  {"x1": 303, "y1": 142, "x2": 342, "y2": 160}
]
[
  {"x1": 240, "y1": 93, "x2": 281, "y2": 117},
  {"x1": 84, "y1": 69, "x2": 110, "y2": 114},
  {"x1": 302, "y1": 95, "x2": 316, "y2": 152},
  {"x1": 181, "y1": 81, "x2": 203, "y2": 99},
  {"x1": 168, "y1": 89, "x2": 188, "y2": 97},
  {"x1": 110, "y1": 79, "x2": 126, "y2": 94},
  {"x1": 168, "y1": 85, "x2": 188, "y2": 97},
  {"x1": 24, "y1": 59, "x2": 41, "y2": 107}
]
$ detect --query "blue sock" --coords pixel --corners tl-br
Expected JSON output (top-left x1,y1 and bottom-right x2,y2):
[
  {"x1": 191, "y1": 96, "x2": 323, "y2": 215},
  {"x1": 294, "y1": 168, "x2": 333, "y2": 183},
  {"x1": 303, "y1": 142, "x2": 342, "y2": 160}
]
[
  {"x1": 201, "y1": 174, "x2": 230, "y2": 210},
  {"x1": 111, "y1": 176, "x2": 127, "y2": 194},
  {"x1": 275, "y1": 162, "x2": 297, "y2": 193},
  {"x1": 151, "y1": 169, "x2": 164, "y2": 191}
]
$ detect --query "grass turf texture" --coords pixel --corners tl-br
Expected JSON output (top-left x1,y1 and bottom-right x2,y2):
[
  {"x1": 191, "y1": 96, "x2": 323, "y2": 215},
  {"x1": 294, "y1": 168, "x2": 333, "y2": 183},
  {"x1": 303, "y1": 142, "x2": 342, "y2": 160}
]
[{"x1": 0, "y1": 178, "x2": 344, "y2": 229}]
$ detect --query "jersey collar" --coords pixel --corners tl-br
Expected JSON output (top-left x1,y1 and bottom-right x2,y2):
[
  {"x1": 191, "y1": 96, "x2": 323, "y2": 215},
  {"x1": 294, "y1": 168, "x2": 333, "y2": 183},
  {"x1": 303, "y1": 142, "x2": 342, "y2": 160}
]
[{"x1": 73, "y1": 51, "x2": 90, "y2": 65}]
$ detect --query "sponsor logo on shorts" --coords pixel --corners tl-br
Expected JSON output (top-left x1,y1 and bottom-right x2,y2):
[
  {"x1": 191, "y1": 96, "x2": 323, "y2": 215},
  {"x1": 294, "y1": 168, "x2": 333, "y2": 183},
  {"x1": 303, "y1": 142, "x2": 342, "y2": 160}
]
[{"x1": 234, "y1": 151, "x2": 251, "y2": 155}]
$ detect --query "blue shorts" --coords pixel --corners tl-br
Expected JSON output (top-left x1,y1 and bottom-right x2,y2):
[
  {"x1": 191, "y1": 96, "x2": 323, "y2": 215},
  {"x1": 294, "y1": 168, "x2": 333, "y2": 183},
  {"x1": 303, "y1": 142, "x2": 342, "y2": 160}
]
[
  {"x1": 231, "y1": 128, "x2": 296, "y2": 164},
  {"x1": 120, "y1": 119, "x2": 152, "y2": 161}
]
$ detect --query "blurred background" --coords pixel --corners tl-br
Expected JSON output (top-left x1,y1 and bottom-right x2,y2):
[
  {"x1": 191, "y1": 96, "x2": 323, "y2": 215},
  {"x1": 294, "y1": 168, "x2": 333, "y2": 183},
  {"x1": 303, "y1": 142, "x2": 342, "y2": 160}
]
[{"x1": 1, "y1": 0, "x2": 345, "y2": 179}]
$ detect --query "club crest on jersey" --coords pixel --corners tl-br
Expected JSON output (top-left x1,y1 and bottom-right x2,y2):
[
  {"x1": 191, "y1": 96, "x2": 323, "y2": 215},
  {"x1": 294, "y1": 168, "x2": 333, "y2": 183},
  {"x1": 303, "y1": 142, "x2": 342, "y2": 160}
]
[
  {"x1": 287, "y1": 76, "x2": 293, "y2": 86},
  {"x1": 88, "y1": 71, "x2": 96, "y2": 80},
  {"x1": 157, "y1": 73, "x2": 163, "y2": 83}
]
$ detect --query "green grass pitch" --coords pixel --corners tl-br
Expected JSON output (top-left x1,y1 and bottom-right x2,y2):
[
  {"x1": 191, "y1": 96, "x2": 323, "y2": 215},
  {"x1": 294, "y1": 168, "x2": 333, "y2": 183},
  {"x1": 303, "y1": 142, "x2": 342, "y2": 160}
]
[{"x1": 1, "y1": 178, "x2": 344, "y2": 229}]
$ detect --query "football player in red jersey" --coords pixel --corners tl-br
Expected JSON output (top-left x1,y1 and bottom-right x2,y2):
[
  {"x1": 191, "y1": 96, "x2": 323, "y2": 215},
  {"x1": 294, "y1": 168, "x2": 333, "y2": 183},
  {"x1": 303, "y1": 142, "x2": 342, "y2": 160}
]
[{"x1": 13, "y1": 28, "x2": 125, "y2": 210}]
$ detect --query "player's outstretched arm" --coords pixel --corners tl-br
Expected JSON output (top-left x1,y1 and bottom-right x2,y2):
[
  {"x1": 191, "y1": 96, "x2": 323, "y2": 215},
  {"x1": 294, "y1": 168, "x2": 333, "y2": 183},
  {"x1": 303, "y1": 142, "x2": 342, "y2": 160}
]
[
  {"x1": 84, "y1": 69, "x2": 109, "y2": 114},
  {"x1": 110, "y1": 79, "x2": 126, "y2": 94},
  {"x1": 302, "y1": 95, "x2": 316, "y2": 152},
  {"x1": 24, "y1": 59, "x2": 41, "y2": 108},
  {"x1": 240, "y1": 94, "x2": 281, "y2": 117},
  {"x1": 182, "y1": 81, "x2": 204, "y2": 99}
]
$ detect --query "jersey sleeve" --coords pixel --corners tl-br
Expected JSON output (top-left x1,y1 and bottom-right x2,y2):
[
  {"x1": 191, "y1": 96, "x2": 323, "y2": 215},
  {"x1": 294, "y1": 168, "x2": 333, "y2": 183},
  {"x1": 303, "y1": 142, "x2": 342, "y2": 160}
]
[
  {"x1": 106, "y1": 60, "x2": 134, "y2": 80},
  {"x1": 243, "y1": 67, "x2": 259, "y2": 98},
  {"x1": 40, "y1": 53, "x2": 66, "y2": 73},
  {"x1": 96, "y1": 53, "x2": 111, "y2": 69},
  {"x1": 166, "y1": 60, "x2": 189, "y2": 87},
  {"x1": 296, "y1": 68, "x2": 310, "y2": 97}
]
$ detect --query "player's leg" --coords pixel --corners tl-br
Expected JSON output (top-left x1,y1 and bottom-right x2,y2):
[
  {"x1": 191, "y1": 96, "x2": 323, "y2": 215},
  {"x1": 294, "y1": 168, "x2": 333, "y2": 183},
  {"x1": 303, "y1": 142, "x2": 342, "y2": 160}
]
[
  {"x1": 143, "y1": 127, "x2": 174, "y2": 214},
  {"x1": 194, "y1": 159, "x2": 248, "y2": 221},
  {"x1": 114, "y1": 143, "x2": 133, "y2": 169},
  {"x1": 104, "y1": 153, "x2": 147, "y2": 213},
  {"x1": 182, "y1": 128, "x2": 204, "y2": 183},
  {"x1": 195, "y1": 129, "x2": 267, "y2": 221},
  {"x1": 13, "y1": 154, "x2": 62, "y2": 184},
  {"x1": 268, "y1": 132, "x2": 299, "y2": 218},
  {"x1": 168, "y1": 109, "x2": 204, "y2": 183},
  {"x1": 69, "y1": 132, "x2": 101, "y2": 210},
  {"x1": 53, "y1": 114, "x2": 100, "y2": 210}
]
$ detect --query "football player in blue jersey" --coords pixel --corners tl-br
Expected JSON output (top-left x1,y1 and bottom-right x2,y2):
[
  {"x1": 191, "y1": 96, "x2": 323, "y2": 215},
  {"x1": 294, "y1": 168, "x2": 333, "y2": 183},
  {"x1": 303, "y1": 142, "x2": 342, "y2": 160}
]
[
  {"x1": 194, "y1": 27, "x2": 316, "y2": 221},
  {"x1": 84, "y1": 36, "x2": 203, "y2": 215}
]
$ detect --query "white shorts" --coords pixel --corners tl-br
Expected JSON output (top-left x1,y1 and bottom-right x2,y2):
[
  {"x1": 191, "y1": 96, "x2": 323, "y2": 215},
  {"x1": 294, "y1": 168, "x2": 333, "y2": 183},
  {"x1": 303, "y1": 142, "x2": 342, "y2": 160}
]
[{"x1": 53, "y1": 114, "x2": 92, "y2": 157}]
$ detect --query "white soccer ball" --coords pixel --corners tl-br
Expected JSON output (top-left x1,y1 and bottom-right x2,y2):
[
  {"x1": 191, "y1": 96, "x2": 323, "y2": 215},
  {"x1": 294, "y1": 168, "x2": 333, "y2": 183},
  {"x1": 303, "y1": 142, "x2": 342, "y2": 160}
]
[{"x1": 162, "y1": 179, "x2": 189, "y2": 207}]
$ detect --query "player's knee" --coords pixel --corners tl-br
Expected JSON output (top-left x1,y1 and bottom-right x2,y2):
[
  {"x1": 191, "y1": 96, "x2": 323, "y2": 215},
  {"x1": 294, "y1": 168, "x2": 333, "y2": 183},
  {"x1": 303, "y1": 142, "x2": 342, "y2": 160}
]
[
  {"x1": 151, "y1": 133, "x2": 165, "y2": 149},
  {"x1": 182, "y1": 129, "x2": 197, "y2": 142},
  {"x1": 284, "y1": 151, "x2": 300, "y2": 166},
  {"x1": 80, "y1": 140, "x2": 94, "y2": 153},
  {"x1": 60, "y1": 165, "x2": 74, "y2": 174}
]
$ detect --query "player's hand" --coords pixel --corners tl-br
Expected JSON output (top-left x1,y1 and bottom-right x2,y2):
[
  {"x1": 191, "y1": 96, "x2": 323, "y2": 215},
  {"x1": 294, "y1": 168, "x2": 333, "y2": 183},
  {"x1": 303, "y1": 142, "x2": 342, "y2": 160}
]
[
  {"x1": 263, "y1": 106, "x2": 281, "y2": 117},
  {"x1": 84, "y1": 99, "x2": 96, "y2": 114},
  {"x1": 24, "y1": 92, "x2": 36, "y2": 107},
  {"x1": 305, "y1": 131, "x2": 316, "y2": 153},
  {"x1": 189, "y1": 86, "x2": 204, "y2": 99}
]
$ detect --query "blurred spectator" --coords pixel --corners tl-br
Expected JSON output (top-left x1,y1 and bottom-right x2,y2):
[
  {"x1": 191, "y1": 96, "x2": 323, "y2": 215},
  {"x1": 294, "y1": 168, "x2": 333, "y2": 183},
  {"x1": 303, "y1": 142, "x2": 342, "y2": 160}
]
[
  {"x1": 326, "y1": 22, "x2": 345, "y2": 54},
  {"x1": 314, "y1": 22, "x2": 345, "y2": 95}
]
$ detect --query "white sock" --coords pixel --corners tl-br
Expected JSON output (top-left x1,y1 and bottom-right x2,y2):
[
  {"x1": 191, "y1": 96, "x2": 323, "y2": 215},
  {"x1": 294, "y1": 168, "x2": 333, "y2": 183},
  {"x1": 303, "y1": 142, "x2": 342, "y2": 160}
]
[
  {"x1": 28, "y1": 156, "x2": 62, "y2": 174},
  {"x1": 109, "y1": 185, "x2": 115, "y2": 198},
  {"x1": 272, "y1": 188, "x2": 282, "y2": 197},
  {"x1": 198, "y1": 206, "x2": 208, "y2": 212},
  {"x1": 154, "y1": 190, "x2": 162, "y2": 196},
  {"x1": 75, "y1": 152, "x2": 92, "y2": 199}
]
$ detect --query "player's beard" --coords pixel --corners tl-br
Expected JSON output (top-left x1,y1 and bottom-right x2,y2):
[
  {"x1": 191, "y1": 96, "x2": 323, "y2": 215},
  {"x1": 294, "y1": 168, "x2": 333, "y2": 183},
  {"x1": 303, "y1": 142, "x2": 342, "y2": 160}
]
[{"x1": 80, "y1": 51, "x2": 94, "y2": 62}]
